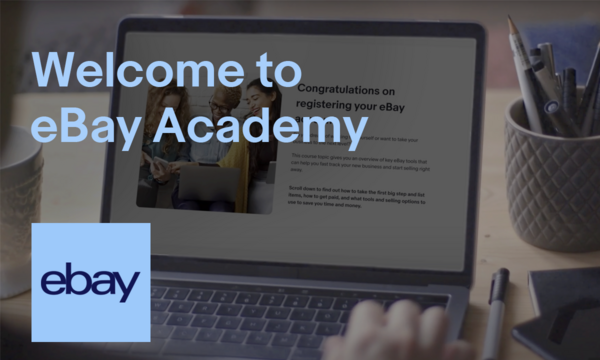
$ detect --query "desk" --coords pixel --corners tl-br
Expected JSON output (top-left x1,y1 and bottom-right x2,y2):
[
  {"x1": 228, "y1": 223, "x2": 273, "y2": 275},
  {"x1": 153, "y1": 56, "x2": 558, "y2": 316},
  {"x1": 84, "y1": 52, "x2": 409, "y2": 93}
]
[{"x1": 2, "y1": 89, "x2": 599, "y2": 359}]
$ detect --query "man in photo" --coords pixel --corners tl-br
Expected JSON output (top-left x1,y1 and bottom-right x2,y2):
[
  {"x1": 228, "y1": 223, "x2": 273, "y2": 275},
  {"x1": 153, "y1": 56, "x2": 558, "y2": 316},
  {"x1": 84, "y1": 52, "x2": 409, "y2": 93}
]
[{"x1": 168, "y1": 83, "x2": 242, "y2": 211}]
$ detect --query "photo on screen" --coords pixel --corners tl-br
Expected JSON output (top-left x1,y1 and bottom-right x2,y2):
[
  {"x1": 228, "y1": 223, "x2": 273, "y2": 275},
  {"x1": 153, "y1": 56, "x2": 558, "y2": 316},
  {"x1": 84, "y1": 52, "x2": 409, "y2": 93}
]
[{"x1": 136, "y1": 71, "x2": 285, "y2": 215}]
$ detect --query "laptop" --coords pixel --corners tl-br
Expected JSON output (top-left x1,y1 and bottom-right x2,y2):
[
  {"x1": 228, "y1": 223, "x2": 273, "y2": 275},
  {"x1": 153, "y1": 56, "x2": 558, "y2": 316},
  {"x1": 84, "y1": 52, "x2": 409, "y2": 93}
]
[
  {"x1": 101, "y1": 17, "x2": 486, "y2": 358},
  {"x1": 179, "y1": 167, "x2": 241, "y2": 203}
]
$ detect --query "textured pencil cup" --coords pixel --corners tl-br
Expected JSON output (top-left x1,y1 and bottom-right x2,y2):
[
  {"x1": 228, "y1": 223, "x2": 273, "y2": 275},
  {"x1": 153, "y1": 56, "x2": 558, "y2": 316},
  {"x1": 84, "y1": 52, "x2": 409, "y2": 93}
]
[
  {"x1": 0, "y1": 126, "x2": 43, "y2": 298},
  {"x1": 505, "y1": 97, "x2": 600, "y2": 252}
]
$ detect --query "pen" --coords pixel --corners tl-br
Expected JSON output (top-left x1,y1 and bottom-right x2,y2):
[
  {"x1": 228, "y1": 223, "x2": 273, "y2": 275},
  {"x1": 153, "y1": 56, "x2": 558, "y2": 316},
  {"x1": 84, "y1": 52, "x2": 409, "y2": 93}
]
[
  {"x1": 529, "y1": 48, "x2": 542, "y2": 65},
  {"x1": 533, "y1": 61, "x2": 561, "y2": 100},
  {"x1": 563, "y1": 68, "x2": 577, "y2": 126},
  {"x1": 555, "y1": 71, "x2": 563, "y2": 91},
  {"x1": 578, "y1": 41, "x2": 600, "y2": 135},
  {"x1": 590, "y1": 78, "x2": 600, "y2": 136},
  {"x1": 533, "y1": 61, "x2": 581, "y2": 137},
  {"x1": 482, "y1": 268, "x2": 510, "y2": 360},
  {"x1": 538, "y1": 43, "x2": 557, "y2": 83}
]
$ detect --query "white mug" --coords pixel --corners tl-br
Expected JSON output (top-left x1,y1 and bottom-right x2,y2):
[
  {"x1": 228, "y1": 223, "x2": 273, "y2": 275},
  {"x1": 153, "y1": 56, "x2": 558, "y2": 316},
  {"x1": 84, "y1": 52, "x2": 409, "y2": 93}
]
[{"x1": 0, "y1": 126, "x2": 43, "y2": 298}]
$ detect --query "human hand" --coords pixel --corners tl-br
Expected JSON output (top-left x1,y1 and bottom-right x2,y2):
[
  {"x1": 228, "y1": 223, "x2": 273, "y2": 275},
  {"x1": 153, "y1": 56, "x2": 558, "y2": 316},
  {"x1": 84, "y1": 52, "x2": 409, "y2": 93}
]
[
  {"x1": 140, "y1": 151, "x2": 152, "y2": 167},
  {"x1": 151, "y1": 161, "x2": 170, "y2": 183},
  {"x1": 168, "y1": 161, "x2": 195, "y2": 174},
  {"x1": 323, "y1": 300, "x2": 474, "y2": 360}
]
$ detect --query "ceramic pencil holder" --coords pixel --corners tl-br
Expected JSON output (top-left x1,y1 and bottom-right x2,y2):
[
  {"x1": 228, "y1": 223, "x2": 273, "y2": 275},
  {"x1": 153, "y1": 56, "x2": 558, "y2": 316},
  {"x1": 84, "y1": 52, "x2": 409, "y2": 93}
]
[{"x1": 504, "y1": 95, "x2": 600, "y2": 252}]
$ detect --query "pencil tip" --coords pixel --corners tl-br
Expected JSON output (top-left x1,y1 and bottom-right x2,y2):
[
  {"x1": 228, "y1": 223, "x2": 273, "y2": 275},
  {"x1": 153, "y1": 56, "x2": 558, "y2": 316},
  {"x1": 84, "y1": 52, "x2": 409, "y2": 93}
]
[{"x1": 507, "y1": 15, "x2": 518, "y2": 34}]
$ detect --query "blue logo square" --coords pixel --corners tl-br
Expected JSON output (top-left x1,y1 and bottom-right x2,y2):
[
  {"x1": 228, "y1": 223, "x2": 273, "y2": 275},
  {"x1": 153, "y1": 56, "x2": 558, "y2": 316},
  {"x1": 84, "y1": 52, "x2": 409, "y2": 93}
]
[{"x1": 32, "y1": 223, "x2": 150, "y2": 342}]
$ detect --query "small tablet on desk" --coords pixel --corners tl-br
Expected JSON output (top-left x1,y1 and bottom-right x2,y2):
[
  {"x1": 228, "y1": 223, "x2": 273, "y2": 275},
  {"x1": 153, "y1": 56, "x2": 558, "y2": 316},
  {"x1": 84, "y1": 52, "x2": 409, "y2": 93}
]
[
  {"x1": 512, "y1": 299, "x2": 600, "y2": 360},
  {"x1": 153, "y1": 156, "x2": 169, "y2": 168}
]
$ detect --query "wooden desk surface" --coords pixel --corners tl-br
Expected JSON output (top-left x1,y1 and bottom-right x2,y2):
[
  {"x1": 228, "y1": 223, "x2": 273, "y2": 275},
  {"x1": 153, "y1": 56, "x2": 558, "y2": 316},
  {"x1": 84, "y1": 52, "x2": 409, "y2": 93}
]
[{"x1": 2, "y1": 89, "x2": 599, "y2": 359}]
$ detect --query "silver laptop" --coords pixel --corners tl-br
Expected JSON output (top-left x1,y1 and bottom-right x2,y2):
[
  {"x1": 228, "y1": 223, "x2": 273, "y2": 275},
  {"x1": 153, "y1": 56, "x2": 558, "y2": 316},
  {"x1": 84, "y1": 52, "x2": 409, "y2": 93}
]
[
  {"x1": 179, "y1": 166, "x2": 241, "y2": 203},
  {"x1": 101, "y1": 17, "x2": 486, "y2": 358}
]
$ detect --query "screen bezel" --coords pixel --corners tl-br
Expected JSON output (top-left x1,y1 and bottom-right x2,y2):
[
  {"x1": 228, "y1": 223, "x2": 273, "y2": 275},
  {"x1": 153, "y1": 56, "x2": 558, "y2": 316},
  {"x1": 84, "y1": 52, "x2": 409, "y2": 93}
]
[{"x1": 101, "y1": 17, "x2": 486, "y2": 289}]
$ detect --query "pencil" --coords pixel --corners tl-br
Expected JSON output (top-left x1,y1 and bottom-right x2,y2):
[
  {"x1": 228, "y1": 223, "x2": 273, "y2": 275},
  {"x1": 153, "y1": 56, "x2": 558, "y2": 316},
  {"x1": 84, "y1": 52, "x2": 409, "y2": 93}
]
[{"x1": 508, "y1": 16, "x2": 545, "y2": 134}]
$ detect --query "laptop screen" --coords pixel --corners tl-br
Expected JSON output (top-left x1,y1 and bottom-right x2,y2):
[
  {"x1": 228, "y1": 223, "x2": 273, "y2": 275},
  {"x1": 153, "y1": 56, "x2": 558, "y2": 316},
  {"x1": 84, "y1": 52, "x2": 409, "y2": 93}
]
[{"x1": 109, "y1": 29, "x2": 477, "y2": 273}]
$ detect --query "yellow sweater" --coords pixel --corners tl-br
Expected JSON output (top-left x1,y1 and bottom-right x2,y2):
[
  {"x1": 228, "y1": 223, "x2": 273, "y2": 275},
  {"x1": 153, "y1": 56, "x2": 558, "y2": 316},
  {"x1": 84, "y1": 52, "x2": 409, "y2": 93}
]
[{"x1": 217, "y1": 136, "x2": 249, "y2": 213}]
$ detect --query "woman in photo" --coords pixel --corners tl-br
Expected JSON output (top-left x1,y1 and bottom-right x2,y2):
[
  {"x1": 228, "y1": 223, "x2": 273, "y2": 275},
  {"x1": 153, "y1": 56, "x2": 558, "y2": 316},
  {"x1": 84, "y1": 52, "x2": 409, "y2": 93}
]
[
  {"x1": 216, "y1": 78, "x2": 282, "y2": 214},
  {"x1": 137, "y1": 79, "x2": 191, "y2": 208}
]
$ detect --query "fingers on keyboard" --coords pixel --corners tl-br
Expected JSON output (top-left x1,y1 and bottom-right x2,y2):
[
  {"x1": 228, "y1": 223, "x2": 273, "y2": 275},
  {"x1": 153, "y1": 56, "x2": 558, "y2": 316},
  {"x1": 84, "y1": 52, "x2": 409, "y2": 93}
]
[{"x1": 146, "y1": 284, "x2": 449, "y2": 359}]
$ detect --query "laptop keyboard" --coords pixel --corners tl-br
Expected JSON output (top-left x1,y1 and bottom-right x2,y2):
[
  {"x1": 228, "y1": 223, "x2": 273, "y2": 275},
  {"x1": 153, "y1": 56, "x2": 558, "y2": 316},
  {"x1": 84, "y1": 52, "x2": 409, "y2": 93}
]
[{"x1": 106, "y1": 280, "x2": 449, "y2": 359}]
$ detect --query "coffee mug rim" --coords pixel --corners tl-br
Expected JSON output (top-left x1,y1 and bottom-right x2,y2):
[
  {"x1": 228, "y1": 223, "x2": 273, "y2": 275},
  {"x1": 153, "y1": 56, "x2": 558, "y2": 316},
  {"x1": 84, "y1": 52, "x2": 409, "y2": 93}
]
[
  {"x1": 505, "y1": 96, "x2": 600, "y2": 142},
  {"x1": 0, "y1": 126, "x2": 42, "y2": 172},
  {"x1": 0, "y1": 126, "x2": 43, "y2": 190}
]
